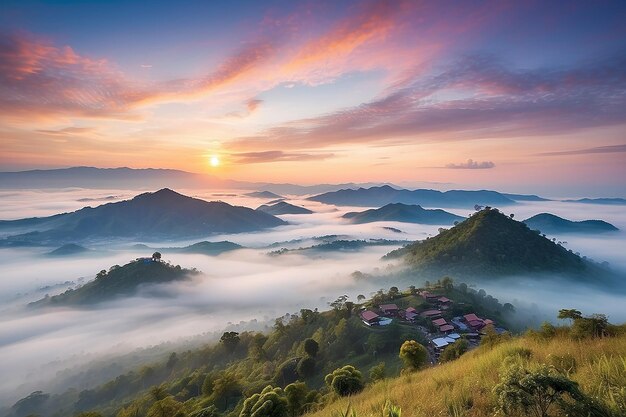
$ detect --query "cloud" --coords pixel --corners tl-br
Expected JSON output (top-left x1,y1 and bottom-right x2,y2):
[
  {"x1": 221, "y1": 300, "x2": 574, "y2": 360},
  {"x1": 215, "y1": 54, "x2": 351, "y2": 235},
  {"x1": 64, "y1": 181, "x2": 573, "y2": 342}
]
[
  {"x1": 230, "y1": 54, "x2": 626, "y2": 151},
  {"x1": 246, "y1": 98, "x2": 264, "y2": 113},
  {"x1": 535, "y1": 144, "x2": 626, "y2": 156},
  {"x1": 35, "y1": 127, "x2": 96, "y2": 136},
  {"x1": 445, "y1": 159, "x2": 495, "y2": 169},
  {"x1": 232, "y1": 150, "x2": 334, "y2": 164}
]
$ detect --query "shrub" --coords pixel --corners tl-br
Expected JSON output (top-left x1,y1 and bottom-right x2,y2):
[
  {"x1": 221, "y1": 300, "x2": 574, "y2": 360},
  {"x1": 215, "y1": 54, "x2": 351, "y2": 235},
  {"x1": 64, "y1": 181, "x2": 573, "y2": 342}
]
[{"x1": 325, "y1": 366, "x2": 365, "y2": 397}]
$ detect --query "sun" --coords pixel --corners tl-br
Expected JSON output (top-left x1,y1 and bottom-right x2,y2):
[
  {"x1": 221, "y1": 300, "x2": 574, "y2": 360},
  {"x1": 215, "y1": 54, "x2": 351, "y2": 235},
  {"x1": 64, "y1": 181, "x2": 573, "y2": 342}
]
[{"x1": 209, "y1": 155, "x2": 220, "y2": 167}]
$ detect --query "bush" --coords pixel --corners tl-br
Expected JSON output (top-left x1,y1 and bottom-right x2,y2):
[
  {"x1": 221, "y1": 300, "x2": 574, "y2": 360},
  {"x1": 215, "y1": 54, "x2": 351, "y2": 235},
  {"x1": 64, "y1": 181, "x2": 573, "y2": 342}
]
[
  {"x1": 399, "y1": 340, "x2": 428, "y2": 371},
  {"x1": 369, "y1": 362, "x2": 386, "y2": 382},
  {"x1": 325, "y1": 366, "x2": 364, "y2": 397},
  {"x1": 240, "y1": 385, "x2": 288, "y2": 417},
  {"x1": 439, "y1": 339, "x2": 469, "y2": 363},
  {"x1": 297, "y1": 357, "x2": 316, "y2": 378}
]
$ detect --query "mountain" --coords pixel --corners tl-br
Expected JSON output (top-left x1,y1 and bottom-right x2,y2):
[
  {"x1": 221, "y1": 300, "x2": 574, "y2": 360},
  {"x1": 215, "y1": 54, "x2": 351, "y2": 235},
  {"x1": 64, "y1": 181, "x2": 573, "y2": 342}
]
[
  {"x1": 523, "y1": 213, "x2": 619, "y2": 234},
  {"x1": 0, "y1": 166, "x2": 398, "y2": 195},
  {"x1": 30, "y1": 258, "x2": 196, "y2": 306},
  {"x1": 0, "y1": 188, "x2": 286, "y2": 244},
  {"x1": 342, "y1": 203, "x2": 464, "y2": 225},
  {"x1": 46, "y1": 243, "x2": 89, "y2": 256},
  {"x1": 269, "y1": 239, "x2": 409, "y2": 256},
  {"x1": 386, "y1": 208, "x2": 595, "y2": 278},
  {"x1": 563, "y1": 198, "x2": 626, "y2": 205},
  {"x1": 173, "y1": 241, "x2": 242, "y2": 255},
  {"x1": 256, "y1": 201, "x2": 313, "y2": 215},
  {"x1": 245, "y1": 190, "x2": 284, "y2": 199},
  {"x1": 308, "y1": 185, "x2": 515, "y2": 208},
  {"x1": 502, "y1": 193, "x2": 549, "y2": 201}
]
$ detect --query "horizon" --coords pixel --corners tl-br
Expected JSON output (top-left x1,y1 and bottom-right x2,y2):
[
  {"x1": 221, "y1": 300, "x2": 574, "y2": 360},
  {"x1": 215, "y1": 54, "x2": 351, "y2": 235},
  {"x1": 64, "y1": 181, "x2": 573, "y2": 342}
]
[{"x1": 1, "y1": 1, "x2": 625, "y2": 196}]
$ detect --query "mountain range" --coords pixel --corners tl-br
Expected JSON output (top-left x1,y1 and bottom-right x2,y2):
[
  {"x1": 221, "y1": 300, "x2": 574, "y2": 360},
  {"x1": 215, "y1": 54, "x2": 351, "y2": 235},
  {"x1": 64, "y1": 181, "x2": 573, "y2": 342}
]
[
  {"x1": 523, "y1": 213, "x2": 619, "y2": 234},
  {"x1": 342, "y1": 203, "x2": 464, "y2": 225},
  {"x1": 308, "y1": 185, "x2": 518, "y2": 208},
  {"x1": 0, "y1": 188, "x2": 286, "y2": 244}
]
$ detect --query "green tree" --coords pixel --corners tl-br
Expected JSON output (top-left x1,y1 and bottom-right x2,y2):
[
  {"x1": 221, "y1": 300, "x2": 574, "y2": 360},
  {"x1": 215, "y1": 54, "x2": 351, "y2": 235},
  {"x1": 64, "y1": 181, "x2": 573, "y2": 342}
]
[
  {"x1": 439, "y1": 339, "x2": 468, "y2": 363},
  {"x1": 303, "y1": 338, "x2": 319, "y2": 357},
  {"x1": 399, "y1": 340, "x2": 428, "y2": 371},
  {"x1": 146, "y1": 397, "x2": 184, "y2": 417},
  {"x1": 220, "y1": 331, "x2": 240, "y2": 354},
  {"x1": 494, "y1": 363, "x2": 584, "y2": 417},
  {"x1": 388, "y1": 286, "x2": 400, "y2": 299},
  {"x1": 284, "y1": 382, "x2": 308, "y2": 417},
  {"x1": 369, "y1": 362, "x2": 386, "y2": 382},
  {"x1": 240, "y1": 385, "x2": 288, "y2": 417},
  {"x1": 324, "y1": 366, "x2": 364, "y2": 397},
  {"x1": 152, "y1": 252, "x2": 162, "y2": 262},
  {"x1": 441, "y1": 276, "x2": 454, "y2": 291},
  {"x1": 201, "y1": 372, "x2": 215, "y2": 396},
  {"x1": 211, "y1": 371, "x2": 242, "y2": 410},
  {"x1": 357, "y1": 294, "x2": 366, "y2": 302},
  {"x1": 166, "y1": 352, "x2": 178, "y2": 371},
  {"x1": 408, "y1": 285, "x2": 417, "y2": 295},
  {"x1": 296, "y1": 357, "x2": 316, "y2": 378},
  {"x1": 557, "y1": 309, "x2": 582, "y2": 323}
]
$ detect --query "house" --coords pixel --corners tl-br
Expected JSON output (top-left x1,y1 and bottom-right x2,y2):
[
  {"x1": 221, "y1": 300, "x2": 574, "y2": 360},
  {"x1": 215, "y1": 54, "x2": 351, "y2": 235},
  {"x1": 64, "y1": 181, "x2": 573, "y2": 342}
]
[
  {"x1": 439, "y1": 324, "x2": 455, "y2": 332},
  {"x1": 421, "y1": 309, "x2": 442, "y2": 318},
  {"x1": 379, "y1": 303, "x2": 399, "y2": 316},
  {"x1": 451, "y1": 317, "x2": 468, "y2": 331},
  {"x1": 438, "y1": 296, "x2": 451, "y2": 304},
  {"x1": 483, "y1": 319, "x2": 495, "y2": 326},
  {"x1": 431, "y1": 337, "x2": 450, "y2": 349},
  {"x1": 404, "y1": 307, "x2": 418, "y2": 321},
  {"x1": 361, "y1": 310, "x2": 380, "y2": 326},
  {"x1": 432, "y1": 318, "x2": 447, "y2": 327},
  {"x1": 447, "y1": 333, "x2": 461, "y2": 340},
  {"x1": 463, "y1": 313, "x2": 481, "y2": 322},
  {"x1": 406, "y1": 307, "x2": 417, "y2": 314},
  {"x1": 463, "y1": 313, "x2": 486, "y2": 330}
]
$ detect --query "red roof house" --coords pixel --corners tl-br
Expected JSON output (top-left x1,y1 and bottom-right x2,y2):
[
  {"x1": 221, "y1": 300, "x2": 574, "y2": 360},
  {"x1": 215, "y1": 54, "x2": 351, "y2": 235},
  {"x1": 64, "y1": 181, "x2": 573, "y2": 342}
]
[
  {"x1": 464, "y1": 313, "x2": 481, "y2": 322},
  {"x1": 379, "y1": 304, "x2": 399, "y2": 315},
  {"x1": 432, "y1": 318, "x2": 447, "y2": 326},
  {"x1": 421, "y1": 309, "x2": 442, "y2": 317},
  {"x1": 361, "y1": 310, "x2": 379, "y2": 324},
  {"x1": 439, "y1": 324, "x2": 455, "y2": 332}
]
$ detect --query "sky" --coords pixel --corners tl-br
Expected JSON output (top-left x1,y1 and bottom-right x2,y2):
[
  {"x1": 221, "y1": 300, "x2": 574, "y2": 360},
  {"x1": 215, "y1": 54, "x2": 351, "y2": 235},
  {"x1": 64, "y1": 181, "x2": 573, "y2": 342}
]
[{"x1": 0, "y1": 0, "x2": 625, "y2": 195}]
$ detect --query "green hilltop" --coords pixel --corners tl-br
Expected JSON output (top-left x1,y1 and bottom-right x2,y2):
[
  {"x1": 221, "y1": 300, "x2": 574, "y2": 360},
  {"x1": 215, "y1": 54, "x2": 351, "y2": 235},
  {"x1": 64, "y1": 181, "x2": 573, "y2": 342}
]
[{"x1": 386, "y1": 208, "x2": 593, "y2": 278}]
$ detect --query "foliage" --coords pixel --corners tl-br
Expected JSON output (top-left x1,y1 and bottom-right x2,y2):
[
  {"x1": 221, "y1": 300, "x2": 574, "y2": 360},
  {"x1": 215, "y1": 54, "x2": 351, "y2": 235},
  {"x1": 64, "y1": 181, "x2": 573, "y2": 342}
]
[
  {"x1": 240, "y1": 385, "x2": 289, "y2": 417},
  {"x1": 439, "y1": 339, "x2": 469, "y2": 363},
  {"x1": 220, "y1": 331, "x2": 241, "y2": 353},
  {"x1": 398, "y1": 340, "x2": 428, "y2": 371},
  {"x1": 296, "y1": 357, "x2": 316, "y2": 378},
  {"x1": 303, "y1": 338, "x2": 319, "y2": 358},
  {"x1": 325, "y1": 366, "x2": 365, "y2": 397},
  {"x1": 369, "y1": 362, "x2": 386, "y2": 382}
]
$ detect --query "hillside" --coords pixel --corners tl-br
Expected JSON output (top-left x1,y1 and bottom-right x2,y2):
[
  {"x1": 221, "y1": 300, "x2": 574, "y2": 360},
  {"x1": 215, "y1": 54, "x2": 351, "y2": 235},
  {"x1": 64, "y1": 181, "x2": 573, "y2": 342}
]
[
  {"x1": 0, "y1": 189, "x2": 286, "y2": 244},
  {"x1": 30, "y1": 258, "x2": 196, "y2": 306},
  {"x1": 563, "y1": 198, "x2": 626, "y2": 205},
  {"x1": 386, "y1": 208, "x2": 593, "y2": 277},
  {"x1": 46, "y1": 243, "x2": 89, "y2": 256},
  {"x1": 257, "y1": 201, "x2": 313, "y2": 215},
  {"x1": 343, "y1": 203, "x2": 463, "y2": 225},
  {"x1": 524, "y1": 213, "x2": 619, "y2": 234},
  {"x1": 308, "y1": 185, "x2": 516, "y2": 208},
  {"x1": 245, "y1": 191, "x2": 284, "y2": 199}
]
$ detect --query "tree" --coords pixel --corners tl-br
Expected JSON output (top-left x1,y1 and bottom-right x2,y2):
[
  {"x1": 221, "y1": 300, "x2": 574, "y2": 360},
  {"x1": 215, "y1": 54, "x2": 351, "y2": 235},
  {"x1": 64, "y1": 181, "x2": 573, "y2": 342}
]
[
  {"x1": 388, "y1": 286, "x2": 400, "y2": 299},
  {"x1": 95, "y1": 270, "x2": 107, "y2": 280},
  {"x1": 240, "y1": 385, "x2": 288, "y2": 417},
  {"x1": 146, "y1": 397, "x2": 184, "y2": 417},
  {"x1": 439, "y1": 339, "x2": 468, "y2": 363},
  {"x1": 303, "y1": 338, "x2": 319, "y2": 358},
  {"x1": 408, "y1": 285, "x2": 417, "y2": 295},
  {"x1": 399, "y1": 340, "x2": 428, "y2": 371},
  {"x1": 494, "y1": 363, "x2": 584, "y2": 417},
  {"x1": 369, "y1": 362, "x2": 386, "y2": 382},
  {"x1": 458, "y1": 282, "x2": 468, "y2": 293},
  {"x1": 441, "y1": 276, "x2": 454, "y2": 291},
  {"x1": 357, "y1": 294, "x2": 366, "y2": 302},
  {"x1": 557, "y1": 309, "x2": 582, "y2": 323},
  {"x1": 152, "y1": 252, "x2": 162, "y2": 262},
  {"x1": 211, "y1": 371, "x2": 242, "y2": 410},
  {"x1": 324, "y1": 366, "x2": 364, "y2": 397},
  {"x1": 190, "y1": 406, "x2": 219, "y2": 417},
  {"x1": 166, "y1": 352, "x2": 178, "y2": 371},
  {"x1": 296, "y1": 357, "x2": 316, "y2": 378},
  {"x1": 220, "y1": 331, "x2": 240, "y2": 353},
  {"x1": 201, "y1": 373, "x2": 215, "y2": 396},
  {"x1": 284, "y1": 382, "x2": 310, "y2": 417}
]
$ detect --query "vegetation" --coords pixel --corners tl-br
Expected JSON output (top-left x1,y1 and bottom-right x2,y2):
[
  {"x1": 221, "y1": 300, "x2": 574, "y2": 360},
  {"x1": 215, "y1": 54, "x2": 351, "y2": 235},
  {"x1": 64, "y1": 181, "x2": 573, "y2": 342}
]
[
  {"x1": 342, "y1": 203, "x2": 463, "y2": 225},
  {"x1": 386, "y1": 208, "x2": 596, "y2": 277},
  {"x1": 30, "y1": 258, "x2": 196, "y2": 306}
]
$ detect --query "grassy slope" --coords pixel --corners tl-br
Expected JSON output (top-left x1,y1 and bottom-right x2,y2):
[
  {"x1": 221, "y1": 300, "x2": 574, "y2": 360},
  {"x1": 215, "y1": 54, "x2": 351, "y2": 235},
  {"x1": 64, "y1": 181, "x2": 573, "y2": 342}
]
[{"x1": 306, "y1": 333, "x2": 626, "y2": 417}]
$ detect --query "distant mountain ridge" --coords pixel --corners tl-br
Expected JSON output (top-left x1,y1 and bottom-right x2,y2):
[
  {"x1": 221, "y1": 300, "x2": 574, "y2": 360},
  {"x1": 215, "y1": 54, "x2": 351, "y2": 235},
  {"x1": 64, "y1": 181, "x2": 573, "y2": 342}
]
[
  {"x1": 0, "y1": 188, "x2": 286, "y2": 244},
  {"x1": 256, "y1": 201, "x2": 313, "y2": 215},
  {"x1": 386, "y1": 208, "x2": 599, "y2": 278},
  {"x1": 523, "y1": 213, "x2": 619, "y2": 234},
  {"x1": 563, "y1": 198, "x2": 626, "y2": 205},
  {"x1": 342, "y1": 203, "x2": 463, "y2": 225},
  {"x1": 308, "y1": 185, "x2": 518, "y2": 208}
]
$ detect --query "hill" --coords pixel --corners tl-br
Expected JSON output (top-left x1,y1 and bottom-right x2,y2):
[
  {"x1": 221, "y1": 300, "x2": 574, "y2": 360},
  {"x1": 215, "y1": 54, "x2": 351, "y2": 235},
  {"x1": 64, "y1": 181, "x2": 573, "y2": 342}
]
[
  {"x1": 245, "y1": 190, "x2": 284, "y2": 199},
  {"x1": 308, "y1": 185, "x2": 515, "y2": 208},
  {"x1": 0, "y1": 188, "x2": 286, "y2": 244},
  {"x1": 386, "y1": 208, "x2": 594, "y2": 277},
  {"x1": 174, "y1": 241, "x2": 243, "y2": 255},
  {"x1": 257, "y1": 201, "x2": 313, "y2": 215},
  {"x1": 343, "y1": 203, "x2": 463, "y2": 225},
  {"x1": 46, "y1": 243, "x2": 89, "y2": 256},
  {"x1": 502, "y1": 193, "x2": 549, "y2": 201},
  {"x1": 30, "y1": 258, "x2": 196, "y2": 306},
  {"x1": 523, "y1": 213, "x2": 619, "y2": 234},
  {"x1": 563, "y1": 198, "x2": 626, "y2": 205}
]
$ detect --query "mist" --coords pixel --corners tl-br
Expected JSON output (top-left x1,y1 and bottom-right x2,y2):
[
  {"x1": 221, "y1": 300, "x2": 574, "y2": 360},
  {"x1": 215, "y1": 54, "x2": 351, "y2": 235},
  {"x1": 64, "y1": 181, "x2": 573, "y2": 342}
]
[{"x1": 0, "y1": 188, "x2": 625, "y2": 406}]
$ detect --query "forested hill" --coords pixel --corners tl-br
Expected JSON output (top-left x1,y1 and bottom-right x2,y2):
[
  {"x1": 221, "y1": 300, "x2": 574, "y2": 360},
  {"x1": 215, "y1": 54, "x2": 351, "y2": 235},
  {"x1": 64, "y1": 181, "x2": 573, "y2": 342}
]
[
  {"x1": 386, "y1": 208, "x2": 593, "y2": 278},
  {"x1": 30, "y1": 257, "x2": 195, "y2": 306}
]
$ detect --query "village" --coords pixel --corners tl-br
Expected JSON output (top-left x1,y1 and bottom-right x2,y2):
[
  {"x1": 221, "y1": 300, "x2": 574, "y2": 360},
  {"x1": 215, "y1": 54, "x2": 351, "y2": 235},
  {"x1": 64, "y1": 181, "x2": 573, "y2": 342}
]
[{"x1": 359, "y1": 287, "x2": 508, "y2": 363}]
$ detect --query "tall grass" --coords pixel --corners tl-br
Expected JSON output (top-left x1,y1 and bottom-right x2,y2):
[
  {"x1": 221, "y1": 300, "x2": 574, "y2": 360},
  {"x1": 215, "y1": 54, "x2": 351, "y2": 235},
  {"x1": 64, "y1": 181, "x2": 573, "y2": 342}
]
[{"x1": 305, "y1": 334, "x2": 626, "y2": 417}]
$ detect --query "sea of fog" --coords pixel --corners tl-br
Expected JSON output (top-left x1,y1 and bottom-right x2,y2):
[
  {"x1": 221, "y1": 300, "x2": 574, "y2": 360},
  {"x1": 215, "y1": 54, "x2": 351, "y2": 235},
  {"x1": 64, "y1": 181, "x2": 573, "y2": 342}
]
[{"x1": 0, "y1": 188, "x2": 625, "y2": 404}]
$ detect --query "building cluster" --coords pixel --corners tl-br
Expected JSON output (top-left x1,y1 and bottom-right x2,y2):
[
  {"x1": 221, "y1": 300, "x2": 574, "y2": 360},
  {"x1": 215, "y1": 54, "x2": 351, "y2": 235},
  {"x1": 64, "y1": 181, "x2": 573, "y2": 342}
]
[{"x1": 359, "y1": 289, "x2": 507, "y2": 360}]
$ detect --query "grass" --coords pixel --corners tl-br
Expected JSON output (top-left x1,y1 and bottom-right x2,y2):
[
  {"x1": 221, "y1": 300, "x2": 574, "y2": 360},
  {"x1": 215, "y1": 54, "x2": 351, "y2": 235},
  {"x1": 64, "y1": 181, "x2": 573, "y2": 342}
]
[{"x1": 304, "y1": 333, "x2": 626, "y2": 417}]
